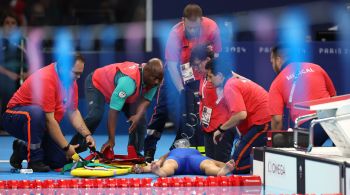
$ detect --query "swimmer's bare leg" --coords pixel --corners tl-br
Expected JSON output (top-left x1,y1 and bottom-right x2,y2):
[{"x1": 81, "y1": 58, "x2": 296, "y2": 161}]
[{"x1": 200, "y1": 159, "x2": 222, "y2": 176}]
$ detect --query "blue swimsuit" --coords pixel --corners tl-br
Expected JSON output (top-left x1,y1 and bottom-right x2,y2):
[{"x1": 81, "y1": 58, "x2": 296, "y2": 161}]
[{"x1": 167, "y1": 148, "x2": 209, "y2": 175}]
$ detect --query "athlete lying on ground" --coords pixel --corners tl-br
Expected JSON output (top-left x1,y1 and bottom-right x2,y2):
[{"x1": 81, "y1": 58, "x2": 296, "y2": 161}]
[{"x1": 134, "y1": 147, "x2": 235, "y2": 177}]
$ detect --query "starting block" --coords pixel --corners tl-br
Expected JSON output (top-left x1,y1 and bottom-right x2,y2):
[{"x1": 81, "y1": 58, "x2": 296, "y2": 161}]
[{"x1": 294, "y1": 94, "x2": 350, "y2": 156}]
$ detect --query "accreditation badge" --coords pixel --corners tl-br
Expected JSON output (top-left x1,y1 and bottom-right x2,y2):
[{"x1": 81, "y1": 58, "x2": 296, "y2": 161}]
[
  {"x1": 201, "y1": 106, "x2": 213, "y2": 128},
  {"x1": 180, "y1": 62, "x2": 195, "y2": 84}
]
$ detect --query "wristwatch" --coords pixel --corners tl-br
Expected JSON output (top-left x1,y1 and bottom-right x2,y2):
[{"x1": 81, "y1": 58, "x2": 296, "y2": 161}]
[
  {"x1": 62, "y1": 144, "x2": 70, "y2": 152},
  {"x1": 218, "y1": 124, "x2": 225, "y2": 133}
]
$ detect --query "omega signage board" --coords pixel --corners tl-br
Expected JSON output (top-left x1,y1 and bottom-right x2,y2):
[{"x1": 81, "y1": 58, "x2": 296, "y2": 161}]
[
  {"x1": 304, "y1": 159, "x2": 341, "y2": 194},
  {"x1": 264, "y1": 147, "x2": 344, "y2": 194},
  {"x1": 264, "y1": 152, "x2": 297, "y2": 193},
  {"x1": 253, "y1": 147, "x2": 264, "y2": 183},
  {"x1": 345, "y1": 163, "x2": 350, "y2": 195}
]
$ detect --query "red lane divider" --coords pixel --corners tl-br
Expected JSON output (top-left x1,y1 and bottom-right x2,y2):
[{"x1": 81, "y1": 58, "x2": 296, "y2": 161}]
[
  {"x1": 0, "y1": 175, "x2": 261, "y2": 189},
  {"x1": 152, "y1": 175, "x2": 261, "y2": 187}
]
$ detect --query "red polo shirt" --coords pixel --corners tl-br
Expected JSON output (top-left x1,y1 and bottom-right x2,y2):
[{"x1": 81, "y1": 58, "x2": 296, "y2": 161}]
[
  {"x1": 224, "y1": 78, "x2": 271, "y2": 135},
  {"x1": 199, "y1": 78, "x2": 230, "y2": 133},
  {"x1": 8, "y1": 63, "x2": 78, "y2": 122},
  {"x1": 269, "y1": 62, "x2": 336, "y2": 123},
  {"x1": 165, "y1": 17, "x2": 221, "y2": 80}
]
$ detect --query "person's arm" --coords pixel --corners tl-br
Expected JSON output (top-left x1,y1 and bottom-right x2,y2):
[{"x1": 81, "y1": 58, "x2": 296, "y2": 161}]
[
  {"x1": 101, "y1": 76, "x2": 136, "y2": 152},
  {"x1": 167, "y1": 61, "x2": 184, "y2": 92},
  {"x1": 45, "y1": 112, "x2": 77, "y2": 159},
  {"x1": 222, "y1": 83, "x2": 247, "y2": 129},
  {"x1": 268, "y1": 81, "x2": 285, "y2": 130},
  {"x1": 213, "y1": 111, "x2": 247, "y2": 145},
  {"x1": 213, "y1": 84, "x2": 246, "y2": 144},
  {"x1": 134, "y1": 152, "x2": 170, "y2": 173},
  {"x1": 221, "y1": 111, "x2": 247, "y2": 130},
  {"x1": 100, "y1": 108, "x2": 119, "y2": 152},
  {"x1": 68, "y1": 109, "x2": 95, "y2": 148},
  {"x1": 128, "y1": 86, "x2": 158, "y2": 132},
  {"x1": 165, "y1": 29, "x2": 184, "y2": 93},
  {"x1": 128, "y1": 98, "x2": 150, "y2": 133},
  {"x1": 156, "y1": 152, "x2": 170, "y2": 167},
  {"x1": 271, "y1": 115, "x2": 283, "y2": 130}
]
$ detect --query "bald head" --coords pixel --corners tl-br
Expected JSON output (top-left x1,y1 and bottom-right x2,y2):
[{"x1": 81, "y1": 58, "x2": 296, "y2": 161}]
[{"x1": 143, "y1": 58, "x2": 164, "y2": 88}]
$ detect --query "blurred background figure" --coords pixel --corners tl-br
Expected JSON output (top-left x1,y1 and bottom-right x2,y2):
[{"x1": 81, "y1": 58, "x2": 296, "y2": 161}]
[{"x1": 0, "y1": 11, "x2": 28, "y2": 135}]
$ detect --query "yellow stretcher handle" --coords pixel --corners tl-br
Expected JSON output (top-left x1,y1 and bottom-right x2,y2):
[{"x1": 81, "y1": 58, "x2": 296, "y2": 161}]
[{"x1": 72, "y1": 153, "x2": 80, "y2": 162}]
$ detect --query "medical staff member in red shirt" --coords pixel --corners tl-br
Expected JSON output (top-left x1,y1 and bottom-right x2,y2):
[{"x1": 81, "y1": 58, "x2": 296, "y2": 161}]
[
  {"x1": 188, "y1": 44, "x2": 234, "y2": 162},
  {"x1": 207, "y1": 58, "x2": 271, "y2": 174},
  {"x1": 70, "y1": 58, "x2": 163, "y2": 155},
  {"x1": 269, "y1": 45, "x2": 336, "y2": 146},
  {"x1": 192, "y1": 44, "x2": 249, "y2": 162},
  {"x1": 2, "y1": 53, "x2": 95, "y2": 172},
  {"x1": 144, "y1": 3, "x2": 222, "y2": 162}
]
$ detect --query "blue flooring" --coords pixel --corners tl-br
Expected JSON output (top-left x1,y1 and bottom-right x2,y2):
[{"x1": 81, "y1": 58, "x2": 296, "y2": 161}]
[
  {"x1": 0, "y1": 132, "x2": 176, "y2": 180},
  {"x1": 0, "y1": 133, "x2": 292, "y2": 193}
]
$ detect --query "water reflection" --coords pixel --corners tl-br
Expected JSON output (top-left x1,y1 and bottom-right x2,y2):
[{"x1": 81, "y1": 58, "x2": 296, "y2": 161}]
[{"x1": 2, "y1": 186, "x2": 262, "y2": 195}]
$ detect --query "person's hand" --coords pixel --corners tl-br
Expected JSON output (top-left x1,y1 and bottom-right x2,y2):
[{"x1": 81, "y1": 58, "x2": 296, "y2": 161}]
[
  {"x1": 66, "y1": 144, "x2": 79, "y2": 160},
  {"x1": 213, "y1": 130, "x2": 222, "y2": 144},
  {"x1": 85, "y1": 134, "x2": 95, "y2": 148},
  {"x1": 100, "y1": 139, "x2": 115, "y2": 153},
  {"x1": 7, "y1": 71, "x2": 19, "y2": 81},
  {"x1": 154, "y1": 160, "x2": 162, "y2": 167},
  {"x1": 132, "y1": 164, "x2": 144, "y2": 174},
  {"x1": 213, "y1": 125, "x2": 225, "y2": 144},
  {"x1": 150, "y1": 161, "x2": 160, "y2": 172},
  {"x1": 128, "y1": 114, "x2": 142, "y2": 133}
]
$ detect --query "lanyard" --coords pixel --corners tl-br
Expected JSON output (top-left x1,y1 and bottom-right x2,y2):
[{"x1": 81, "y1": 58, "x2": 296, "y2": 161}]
[
  {"x1": 287, "y1": 63, "x2": 302, "y2": 128},
  {"x1": 287, "y1": 63, "x2": 302, "y2": 106},
  {"x1": 201, "y1": 79, "x2": 207, "y2": 99},
  {"x1": 201, "y1": 78, "x2": 223, "y2": 105},
  {"x1": 216, "y1": 87, "x2": 223, "y2": 105}
]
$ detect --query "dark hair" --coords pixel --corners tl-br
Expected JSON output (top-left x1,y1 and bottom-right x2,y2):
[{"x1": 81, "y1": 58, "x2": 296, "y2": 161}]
[
  {"x1": 183, "y1": 4, "x2": 203, "y2": 20},
  {"x1": 75, "y1": 52, "x2": 85, "y2": 63},
  {"x1": 190, "y1": 44, "x2": 214, "y2": 64},
  {"x1": 205, "y1": 57, "x2": 233, "y2": 80},
  {"x1": 271, "y1": 44, "x2": 290, "y2": 58},
  {"x1": 1, "y1": 11, "x2": 20, "y2": 26}
]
